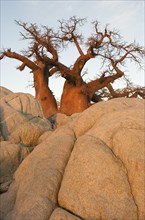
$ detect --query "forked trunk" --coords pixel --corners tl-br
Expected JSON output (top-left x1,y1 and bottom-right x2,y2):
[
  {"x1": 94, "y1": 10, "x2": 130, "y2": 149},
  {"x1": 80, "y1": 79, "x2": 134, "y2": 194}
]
[
  {"x1": 33, "y1": 69, "x2": 58, "y2": 118},
  {"x1": 59, "y1": 81, "x2": 90, "y2": 115}
]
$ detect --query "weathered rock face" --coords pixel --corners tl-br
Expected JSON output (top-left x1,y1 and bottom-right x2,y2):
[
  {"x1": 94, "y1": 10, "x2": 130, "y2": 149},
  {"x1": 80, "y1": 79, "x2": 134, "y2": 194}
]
[
  {"x1": 0, "y1": 126, "x2": 76, "y2": 220},
  {"x1": 0, "y1": 87, "x2": 144, "y2": 220},
  {"x1": 0, "y1": 89, "x2": 51, "y2": 141},
  {"x1": 49, "y1": 208, "x2": 82, "y2": 220},
  {"x1": 0, "y1": 141, "x2": 29, "y2": 193},
  {"x1": 0, "y1": 86, "x2": 13, "y2": 98},
  {"x1": 59, "y1": 98, "x2": 144, "y2": 220},
  {"x1": 0, "y1": 87, "x2": 52, "y2": 193},
  {"x1": 58, "y1": 136, "x2": 137, "y2": 220}
]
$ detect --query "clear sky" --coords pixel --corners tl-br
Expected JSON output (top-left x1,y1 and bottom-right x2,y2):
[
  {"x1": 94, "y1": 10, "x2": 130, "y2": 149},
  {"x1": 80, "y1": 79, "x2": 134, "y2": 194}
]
[{"x1": 0, "y1": 0, "x2": 144, "y2": 99}]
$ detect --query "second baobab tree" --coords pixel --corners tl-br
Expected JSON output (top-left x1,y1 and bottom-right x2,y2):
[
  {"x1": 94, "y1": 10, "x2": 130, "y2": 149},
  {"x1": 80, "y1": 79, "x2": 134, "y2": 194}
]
[{"x1": 1, "y1": 17, "x2": 145, "y2": 118}]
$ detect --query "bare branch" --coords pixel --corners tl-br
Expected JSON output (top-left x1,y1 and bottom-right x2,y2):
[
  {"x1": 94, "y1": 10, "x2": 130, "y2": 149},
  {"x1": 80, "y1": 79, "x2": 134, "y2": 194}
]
[
  {"x1": 87, "y1": 63, "x2": 124, "y2": 98},
  {"x1": 106, "y1": 83, "x2": 129, "y2": 98},
  {"x1": 2, "y1": 49, "x2": 37, "y2": 71},
  {"x1": 17, "y1": 62, "x2": 26, "y2": 71},
  {"x1": 0, "y1": 53, "x2": 5, "y2": 60},
  {"x1": 49, "y1": 67, "x2": 59, "y2": 76},
  {"x1": 106, "y1": 83, "x2": 145, "y2": 99},
  {"x1": 15, "y1": 20, "x2": 58, "y2": 62},
  {"x1": 1, "y1": 17, "x2": 145, "y2": 112},
  {"x1": 57, "y1": 16, "x2": 86, "y2": 55}
]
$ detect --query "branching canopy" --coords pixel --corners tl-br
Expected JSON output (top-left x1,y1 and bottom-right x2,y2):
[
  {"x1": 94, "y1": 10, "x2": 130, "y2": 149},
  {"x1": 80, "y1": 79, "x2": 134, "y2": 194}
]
[{"x1": 1, "y1": 16, "x2": 145, "y2": 103}]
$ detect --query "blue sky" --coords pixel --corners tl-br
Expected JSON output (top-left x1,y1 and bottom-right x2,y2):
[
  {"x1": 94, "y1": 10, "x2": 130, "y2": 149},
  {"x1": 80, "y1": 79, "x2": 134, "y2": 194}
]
[{"x1": 0, "y1": 0, "x2": 144, "y2": 99}]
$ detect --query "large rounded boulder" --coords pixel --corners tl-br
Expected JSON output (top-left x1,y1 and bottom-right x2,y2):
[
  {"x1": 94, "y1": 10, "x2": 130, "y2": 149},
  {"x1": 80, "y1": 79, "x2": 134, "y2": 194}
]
[
  {"x1": 0, "y1": 89, "x2": 144, "y2": 220},
  {"x1": 0, "y1": 87, "x2": 52, "y2": 193}
]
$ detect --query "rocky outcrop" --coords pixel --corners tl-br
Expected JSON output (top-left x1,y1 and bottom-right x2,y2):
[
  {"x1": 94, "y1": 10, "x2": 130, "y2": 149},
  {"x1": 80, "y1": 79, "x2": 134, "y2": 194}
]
[
  {"x1": 0, "y1": 90, "x2": 51, "y2": 141},
  {"x1": 0, "y1": 87, "x2": 52, "y2": 193},
  {"x1": 0, "y1": 141, "x2": 29, "y2": 193},
  {"x1": 0, "y1": 86, "x2": 13, "y2": 98},
  {"x1": 0, "y1": 126, "x2": 75, "y2": 220},
  {"x1": 0, "y1": 87, "x2": 144, "y2": 220},
  {"x1": 49, "y1": 208, "x2": 82, "y2": 220},
  {"x1": 59, "y1": 98, "x2": 144, "y2": 220},
  {"x1": 58, "y1": 136, "x2": 137, "y2": 220}
]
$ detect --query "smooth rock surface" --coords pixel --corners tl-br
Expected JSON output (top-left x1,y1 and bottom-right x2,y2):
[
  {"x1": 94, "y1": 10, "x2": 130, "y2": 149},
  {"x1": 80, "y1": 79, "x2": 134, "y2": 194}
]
[
  {"x1": 49, "y1": 208, "x2": 82, "y2": 220},
  {"x1": 58, "y1": 135, "x2": 137, "y2": 220},
  {"x1": 0, "y1": 141, "x2": 29, "y2": 193},
  {"x1": 0, "y1": 90, "x2": 52, "y2": 144},
  {"x1": 0, "y1": 88, "x2": 144, "y2": 220},
  {"x1": 0, "y1": 87, "x2": 53, "y2": 197},
  {"x1": 0, "y1": 126, "x2": 76, "y2": 220},
  {"x1": 72, "y1": 98, "x2": 144, "y2": 137},
  {"x1": 0, "y1": 86, "x2": 13, "y2": 98}
]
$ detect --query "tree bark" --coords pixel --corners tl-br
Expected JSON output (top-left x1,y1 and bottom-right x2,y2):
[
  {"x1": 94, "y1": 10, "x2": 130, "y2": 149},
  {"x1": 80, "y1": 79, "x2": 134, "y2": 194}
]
[
  {"x1": 33, "y1": 69, "x2": 58, "y2": 118},
  {"x1": 1, "y1": 50, "x2": 58, "y2": 118},
  {"x1": 59, "y1": 80, "x2": 90, "y2": 115}
]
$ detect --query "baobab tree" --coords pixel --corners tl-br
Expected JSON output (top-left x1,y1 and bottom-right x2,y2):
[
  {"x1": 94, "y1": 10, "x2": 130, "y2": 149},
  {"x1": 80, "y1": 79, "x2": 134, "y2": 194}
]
[{"x1": 1, "y1": 17, "x2": 145, "y2": 117}]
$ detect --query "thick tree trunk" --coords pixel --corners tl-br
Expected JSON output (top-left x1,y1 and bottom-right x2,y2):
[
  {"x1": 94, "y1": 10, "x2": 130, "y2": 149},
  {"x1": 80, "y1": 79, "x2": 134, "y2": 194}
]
[
  {"x1": 59, "y1": 81, "x2": 90, "y2": 115},
  {"x1": 33, "y1": 69, "x2": 58, "y2": 118}
]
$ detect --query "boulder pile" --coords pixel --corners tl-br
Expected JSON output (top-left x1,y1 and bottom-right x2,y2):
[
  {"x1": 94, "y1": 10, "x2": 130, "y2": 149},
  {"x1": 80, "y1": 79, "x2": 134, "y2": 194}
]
[{"x1": 0, "y1": 86, "x2": 144, "y2": 220}]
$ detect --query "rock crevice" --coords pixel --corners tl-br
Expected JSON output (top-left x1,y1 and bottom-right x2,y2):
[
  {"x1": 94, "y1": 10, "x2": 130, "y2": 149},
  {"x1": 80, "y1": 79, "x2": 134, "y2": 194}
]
[{"x1": 0, "y1": 87, "x2": 144, "y2": 220}]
